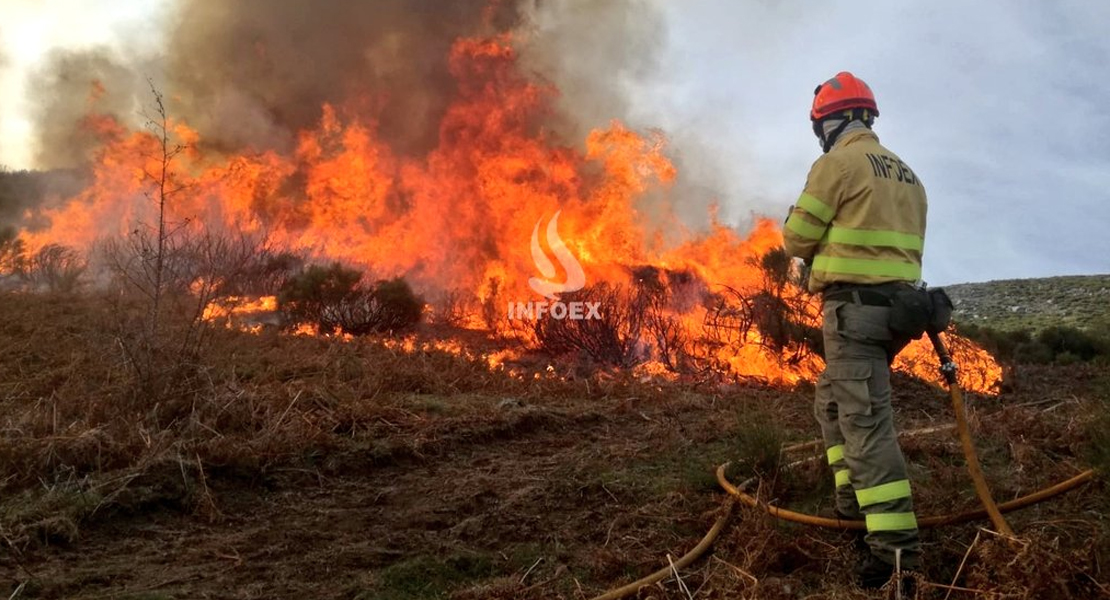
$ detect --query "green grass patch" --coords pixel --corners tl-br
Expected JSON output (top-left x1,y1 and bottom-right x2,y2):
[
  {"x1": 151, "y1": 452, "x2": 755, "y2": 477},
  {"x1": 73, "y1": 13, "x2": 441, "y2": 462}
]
[
  {"x1": 0, "y1": 483, "x2": 104, "y2": 545},
  {"x1": 728, "y1": 407, "x2": 789, "y2": 480},
  {"x1": 1084, "y1": 375, "x2": 1110, "y2": 478},
  {"x1": 366, "y1": 552, "x2": 497, "y2": 600}
]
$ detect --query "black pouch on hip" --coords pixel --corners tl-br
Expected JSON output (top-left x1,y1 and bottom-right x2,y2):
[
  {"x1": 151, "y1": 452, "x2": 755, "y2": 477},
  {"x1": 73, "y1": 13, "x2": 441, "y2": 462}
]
[
  {"x1": 888, "y1": 287, "x2": 932, "y2": 339},
  {"x1": 926, "y1": 288, "x2": 954, "y2": 334}
]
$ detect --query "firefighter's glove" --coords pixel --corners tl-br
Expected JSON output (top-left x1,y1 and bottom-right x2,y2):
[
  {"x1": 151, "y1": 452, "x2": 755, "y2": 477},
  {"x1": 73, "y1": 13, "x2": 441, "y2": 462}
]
[{"x1": 798, "y1": 259, "x2": 812, "y2": 291}]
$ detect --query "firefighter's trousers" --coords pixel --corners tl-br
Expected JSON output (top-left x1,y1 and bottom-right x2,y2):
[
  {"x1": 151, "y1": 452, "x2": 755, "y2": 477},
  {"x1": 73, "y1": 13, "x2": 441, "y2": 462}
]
[{"x1": 814, "y1": 298, "x2": 922, "y2": 569}]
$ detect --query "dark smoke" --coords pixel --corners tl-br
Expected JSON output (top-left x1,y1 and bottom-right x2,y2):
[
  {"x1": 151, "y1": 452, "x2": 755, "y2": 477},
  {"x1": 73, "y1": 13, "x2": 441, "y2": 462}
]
[
  {"x1": 29, "y1": 48, "x2": 145, "y2": 169},
  {"x1": 27, "y1": 0, "x2": 666, "y2": 165},
  {"x1": 164, "y1": 0, "x2": 523, "y2": 156}
]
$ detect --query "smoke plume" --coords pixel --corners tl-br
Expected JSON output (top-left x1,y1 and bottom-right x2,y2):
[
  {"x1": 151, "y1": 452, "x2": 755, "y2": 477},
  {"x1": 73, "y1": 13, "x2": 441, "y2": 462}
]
[
  {"x1": 516, "y1": 0, "x2": 665, "y2": 144},
  {"x1": 164, "y1": 0, "x2": 524, "y2": 156},
  {"x1": 30, "y1": 48, "x2": 144, "y2": 169},
  {"x1": 28, "y1": 0, "x2": 667, "y2": 166}
]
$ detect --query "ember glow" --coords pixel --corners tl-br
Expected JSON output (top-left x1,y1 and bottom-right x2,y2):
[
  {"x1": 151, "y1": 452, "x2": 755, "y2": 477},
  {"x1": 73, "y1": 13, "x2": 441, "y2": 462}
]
[{"x1": 15, "y1": 31, "x2": 1002, "y2": 392}]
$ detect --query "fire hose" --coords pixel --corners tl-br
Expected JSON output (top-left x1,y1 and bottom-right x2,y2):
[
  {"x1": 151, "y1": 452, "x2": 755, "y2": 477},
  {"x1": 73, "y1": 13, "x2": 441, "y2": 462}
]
[{"x1": 588, "y1": 331, "x2": 1097, "y2": 600}]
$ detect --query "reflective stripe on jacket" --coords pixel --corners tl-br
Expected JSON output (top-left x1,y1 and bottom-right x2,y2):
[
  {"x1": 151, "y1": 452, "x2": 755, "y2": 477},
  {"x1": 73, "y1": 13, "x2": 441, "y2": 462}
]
[{"x1": 783, "y1": 129, "x2": 928, "y2": 293}]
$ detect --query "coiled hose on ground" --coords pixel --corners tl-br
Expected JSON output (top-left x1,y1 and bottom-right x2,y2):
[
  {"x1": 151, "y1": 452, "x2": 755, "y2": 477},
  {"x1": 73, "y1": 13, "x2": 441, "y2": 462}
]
[{"x1": 588, "y1": 332, "x2": 1097, "y2": 600}]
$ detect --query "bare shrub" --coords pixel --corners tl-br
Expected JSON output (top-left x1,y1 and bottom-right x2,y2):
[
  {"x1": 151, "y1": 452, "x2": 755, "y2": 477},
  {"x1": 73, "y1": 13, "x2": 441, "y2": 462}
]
[
  {"x1": 480, "y1": 276, "x2": 504, "y2": 331},
  {"x1": 98, "y1": 227, "x2": 281, "y2": 391},
  {"x1": 635, "y1": 267, "x2": 707, "y2": 375},
  {"x1": 533, "y1": 282, "x2": 650, "y2": 368},
  {"x1": 335, "y1": 277, "x2": 424, "y2": 335},
  {"x1": 21, "y1": 243, "x2": 87, "y2": 293}
]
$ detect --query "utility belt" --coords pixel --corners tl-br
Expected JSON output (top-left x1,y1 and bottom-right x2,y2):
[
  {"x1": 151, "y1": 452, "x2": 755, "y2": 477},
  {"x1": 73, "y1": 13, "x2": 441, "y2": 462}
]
[
  {"x1": 823, "y1": 281, "x2": 953, "y2": 339},
  {"x1": 822, "y1": 282, "x2": 906, "y2": 307}
]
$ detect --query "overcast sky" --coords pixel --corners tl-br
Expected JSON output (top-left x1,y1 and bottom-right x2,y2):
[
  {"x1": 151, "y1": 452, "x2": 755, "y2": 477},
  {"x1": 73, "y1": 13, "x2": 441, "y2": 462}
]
[
  {"x1": 621, "y1": 1, "x2": 1110, "y2": 285},
  {"x1": 1, "y1": 1, "x2": 1106, "y2": 285}
]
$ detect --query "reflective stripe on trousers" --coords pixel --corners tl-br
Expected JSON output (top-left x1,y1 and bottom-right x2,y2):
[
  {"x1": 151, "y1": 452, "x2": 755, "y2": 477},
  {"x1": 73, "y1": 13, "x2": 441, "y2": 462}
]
[{"x1": 814, "y1": 298, "x2": 921, "y2": 568}]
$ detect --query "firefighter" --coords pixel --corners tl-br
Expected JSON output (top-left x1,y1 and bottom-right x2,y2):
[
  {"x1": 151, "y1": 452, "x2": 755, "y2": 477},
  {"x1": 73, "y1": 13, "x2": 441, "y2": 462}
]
[{"x1": 782, "y1": 71, "x2": 926, "y2": 590}]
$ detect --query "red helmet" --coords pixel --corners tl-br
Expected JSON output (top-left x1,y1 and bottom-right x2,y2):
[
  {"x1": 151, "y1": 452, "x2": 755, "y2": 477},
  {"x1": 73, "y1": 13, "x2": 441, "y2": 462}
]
[{"x1": 811, "y1": 72, "x2": 879, "y2": 121}]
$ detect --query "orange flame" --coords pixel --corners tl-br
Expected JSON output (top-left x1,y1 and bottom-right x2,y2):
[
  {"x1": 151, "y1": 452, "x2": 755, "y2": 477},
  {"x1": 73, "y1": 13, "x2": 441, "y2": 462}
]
[{"x1": 18, "y1": 33, "x2": 1002, "y2": 392}]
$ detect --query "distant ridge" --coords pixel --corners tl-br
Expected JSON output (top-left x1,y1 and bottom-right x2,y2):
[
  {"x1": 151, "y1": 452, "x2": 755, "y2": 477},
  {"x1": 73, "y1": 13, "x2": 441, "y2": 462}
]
[{"x1": 943, "y1": 274, "x2": 1110, "y2": 332}]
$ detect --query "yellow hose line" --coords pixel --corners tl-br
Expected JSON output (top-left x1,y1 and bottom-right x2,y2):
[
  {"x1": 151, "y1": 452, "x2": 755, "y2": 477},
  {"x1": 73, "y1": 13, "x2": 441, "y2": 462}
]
[
  {"x1": 586, "y1": 498, "x2": 735, "y2": 600},
  {"x1": 589, "y1": 384, "x2": 1097, "y2": 600},
  {"x1": 716, "y1": 462, "x2": 1096, "y2": 530},
  {"x1": 947, "y1": 382, "x2": 1015, "y2": 535},
  {"x1": 585, "y1": 461, "x2": 1094, "y2": 600}
]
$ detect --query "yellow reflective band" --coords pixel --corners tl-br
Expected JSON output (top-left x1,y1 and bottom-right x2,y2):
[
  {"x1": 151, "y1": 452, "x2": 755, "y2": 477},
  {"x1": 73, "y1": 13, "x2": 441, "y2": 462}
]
[
  {"x1": 786, "y1": 214, "x2": 827, "y2": 240},
  {"x1": 866, "y1": 512, "x2": 918, "y2": 532},
  {"x1": 855, "y1": 479, "x2": 912, "y2": 507},
  {"x1": 826, "y1": 445, "x2": 845, "y2": 465},
  {"x1": 826, "y1": 227, "x2": 924, "y2": 251},
  {"x1": 835, "y1": 469, "x2": 851, "y2": 487},
  {"x1": 797, "y1": 192, "x2": 835, "y2": 223},
  {"x1": 812, "y1": 256, "x2": 922, "y2": 280}
]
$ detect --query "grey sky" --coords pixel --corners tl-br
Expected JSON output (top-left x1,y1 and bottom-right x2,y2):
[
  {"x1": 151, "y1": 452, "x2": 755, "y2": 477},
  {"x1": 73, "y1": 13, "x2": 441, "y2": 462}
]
[
  {"x1": 1, "y1": 1, "x2": 1107, "y2": 285},
  {"x1": 618, "y1": 1, "x2": 1110, "y2": 284}
]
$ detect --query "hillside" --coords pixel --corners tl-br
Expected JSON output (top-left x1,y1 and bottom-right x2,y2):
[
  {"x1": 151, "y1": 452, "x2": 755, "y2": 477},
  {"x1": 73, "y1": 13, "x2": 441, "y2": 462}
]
[{"x1": 945, "y1": 274, "x2": 1110, "y2": 332}]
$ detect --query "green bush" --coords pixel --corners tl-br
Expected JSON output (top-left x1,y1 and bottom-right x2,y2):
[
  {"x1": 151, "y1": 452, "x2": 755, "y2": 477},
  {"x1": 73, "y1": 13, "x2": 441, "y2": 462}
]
[
  {"x1": 1037, "y1": 326, "x2": 1108, "y2": 361},
  {"x1": 1055, "y1": 351, "x2": 1080, "y2": 366},
  {"x1": 1085, "y1": 377, "x2": 1110, "y2": 478},
  {"x1": 1013, "y1": 340, "x2": 1055, "y2": 364},
  {"x1": 957, "y1": 321, "x2": 1110, "y2": 364},
  {"x1": 278, "y1": 264, "x2": 424, "y2": 335}
]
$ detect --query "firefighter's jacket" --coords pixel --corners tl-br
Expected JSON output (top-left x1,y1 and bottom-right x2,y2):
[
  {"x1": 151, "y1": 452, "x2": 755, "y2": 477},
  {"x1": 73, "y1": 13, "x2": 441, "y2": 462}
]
[{"x1": 783, "y1": 129, "x2": 927, "y2": 293}]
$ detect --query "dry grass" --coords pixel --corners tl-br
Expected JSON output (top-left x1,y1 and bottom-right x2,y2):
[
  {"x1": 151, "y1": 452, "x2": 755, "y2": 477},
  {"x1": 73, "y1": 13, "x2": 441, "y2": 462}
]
[
  {"x1": 0, "y1": 290, "x2": 1107, "y2": 599},
  {"x1": 0, "y1": 291, "x2": 585, "y2": 535}
]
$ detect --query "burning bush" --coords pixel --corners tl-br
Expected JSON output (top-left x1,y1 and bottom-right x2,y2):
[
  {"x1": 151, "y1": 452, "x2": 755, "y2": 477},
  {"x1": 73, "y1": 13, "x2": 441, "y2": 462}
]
[
  {"x1": 428, "y1": 289, "x2": 471, "y2": 328},
  {"x1": 526, "y1": 253, "x2": 827, "y2": 380},
  {"x1": 700, "y1": 250, "x2": 822, "y2": 378},
  {"x1": 278, "y1": 263, "x2": 424, "y2": 335},
  {"x1": 0, "y1": 235, "x2": 87, "y2": 294},
  {"x1": 22, "y1": 243, "x2": 87, "y2": 293},
  {"x1": 0, "y1": 227, "x2": 26, "y2": 288}
]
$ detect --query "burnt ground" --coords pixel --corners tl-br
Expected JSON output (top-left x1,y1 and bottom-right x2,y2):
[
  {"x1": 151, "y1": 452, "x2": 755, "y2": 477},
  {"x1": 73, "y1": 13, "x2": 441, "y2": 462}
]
[{"x1": 4, "y1": 364, "x2": 1108, "y2": 600}]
